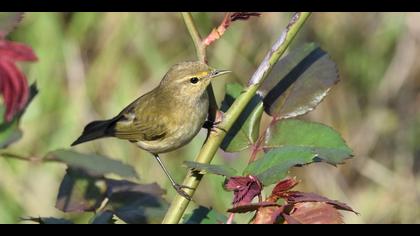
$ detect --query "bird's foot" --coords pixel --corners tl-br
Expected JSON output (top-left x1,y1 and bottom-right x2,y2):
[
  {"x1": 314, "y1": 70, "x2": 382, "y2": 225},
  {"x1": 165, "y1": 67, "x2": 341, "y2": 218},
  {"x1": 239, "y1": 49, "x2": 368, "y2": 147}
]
[
  {"x1": 203, "y1": 111, "x2": 226, "y2": 133},
  {"x1": 172, "y1": 183, "x2": 194, "y2": 201}
]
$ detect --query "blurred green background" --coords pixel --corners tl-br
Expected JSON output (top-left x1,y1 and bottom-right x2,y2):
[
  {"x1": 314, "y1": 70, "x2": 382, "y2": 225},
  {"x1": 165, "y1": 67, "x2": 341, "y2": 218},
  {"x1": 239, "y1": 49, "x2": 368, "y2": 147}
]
[{"x1": 1, "y1": 12, "x2": 419, "y2": 224}]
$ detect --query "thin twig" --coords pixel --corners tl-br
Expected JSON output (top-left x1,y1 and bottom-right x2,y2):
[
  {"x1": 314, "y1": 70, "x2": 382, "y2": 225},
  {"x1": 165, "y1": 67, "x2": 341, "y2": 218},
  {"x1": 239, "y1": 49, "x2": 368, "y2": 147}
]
[
  {"x1": 162, "y1": 12, "x2": 311, "y2": 224},
  {"x1": 203, "y1": 12, "x2": 260, "y2": 47},
  {"x1": 181, "y1": 12, "x2": 206, "y2": 63},
  {"x1": 0, "y1": 152, "x2": 43, "y2": 162}
]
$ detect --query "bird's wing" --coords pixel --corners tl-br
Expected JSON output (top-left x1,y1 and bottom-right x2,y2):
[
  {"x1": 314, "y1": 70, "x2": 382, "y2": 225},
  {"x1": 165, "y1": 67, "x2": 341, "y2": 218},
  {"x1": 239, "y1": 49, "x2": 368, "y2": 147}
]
[{"x1": 113, "y1": 94, "x2": 169, "y2": 142}]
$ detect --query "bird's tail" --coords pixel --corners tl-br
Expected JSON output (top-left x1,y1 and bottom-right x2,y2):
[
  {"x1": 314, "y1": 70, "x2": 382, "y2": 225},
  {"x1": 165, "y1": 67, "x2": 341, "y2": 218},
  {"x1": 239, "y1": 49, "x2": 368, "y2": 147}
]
[{"x1": 71, "y1": 119, "x2": 116, "y2": 146}]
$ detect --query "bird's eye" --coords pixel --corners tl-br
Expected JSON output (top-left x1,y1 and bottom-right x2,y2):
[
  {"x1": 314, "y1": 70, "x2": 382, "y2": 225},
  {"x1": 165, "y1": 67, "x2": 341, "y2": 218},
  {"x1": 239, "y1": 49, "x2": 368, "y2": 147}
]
[{"x1": 190, "y1": 77, "x2": 199, "y2": 84}]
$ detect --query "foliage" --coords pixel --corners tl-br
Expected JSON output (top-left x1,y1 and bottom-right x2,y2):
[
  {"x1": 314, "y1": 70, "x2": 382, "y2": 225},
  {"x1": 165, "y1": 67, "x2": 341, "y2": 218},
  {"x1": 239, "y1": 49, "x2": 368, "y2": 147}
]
[
  {"x1": 0, "y1": 12, "x2": 357, "y2": 224},
  {"x1": 227, "y1": 178, "x2": 357, "y2": 224},
  {"x1": 182, "y1": 206, "x2": 229, "y2": 224},
  {"x1": 0, "y1": 12, "x2": 37, "y2": 122}
]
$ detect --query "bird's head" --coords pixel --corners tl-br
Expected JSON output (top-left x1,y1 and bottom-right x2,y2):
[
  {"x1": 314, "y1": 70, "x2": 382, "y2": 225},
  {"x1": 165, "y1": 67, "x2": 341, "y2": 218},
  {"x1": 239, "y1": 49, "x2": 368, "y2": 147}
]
[{"x1": 159, "y1": 61, "x2": 230, "y2": 98}]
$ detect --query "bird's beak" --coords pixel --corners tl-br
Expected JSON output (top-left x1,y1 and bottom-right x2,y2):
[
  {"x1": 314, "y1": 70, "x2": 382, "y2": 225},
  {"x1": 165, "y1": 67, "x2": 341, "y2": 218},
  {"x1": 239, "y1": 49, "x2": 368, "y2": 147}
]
[{"x1": 208, "y1": 69, "x2": 231, "y2": 79}]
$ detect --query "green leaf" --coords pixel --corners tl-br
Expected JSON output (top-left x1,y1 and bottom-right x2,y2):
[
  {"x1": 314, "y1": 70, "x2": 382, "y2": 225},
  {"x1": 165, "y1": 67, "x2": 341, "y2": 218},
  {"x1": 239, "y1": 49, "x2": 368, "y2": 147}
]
[
  {"x1": 220, "y1": 83, "x2": 243, "y2": 112},
  {"x1": 113, "y1": 199, "x2": 168, "y2": 224},
  {"x1": 220, "y1": 83, "x2": 264, "y2": 152},
  {"x1": 0, "y1": 84, "x2": 38, "y2": 149},
  {"x1": 21, "y1": 217, "x2": 74, "y2": 224},
  {"x1": 55, "y1": 167, "x2": 166, "y2": 221},
  {"x1": 106, "y1": 180, "x2": 168, "y2": 224},
  {"x1": 0, "y1": 118, "x2": 22, "y2": 149},
  {"x1": 244, "y1": 146, "x2": 319, "y2": 185},
  {"x1": 182, "y1": 206, "x2": 228, "y2": 224},
  {"x1": 106, "y1": 180, "x2": 167, "y2": 224},
  {"x1": 55, "y1": 168, "x2": 107, "y2": 212},
  {"x1": 47, "y1": 149, "x2": 138, "y2": 178},
  {"x1": 90, "y1": 211, "x2": 116, "y2": 224},
  {"x1": 265, "y1": 119, "x2": 353, "y2": 163},
  {"x1": 244, "y1": 119, "x2": 353, "y2": 185},
  {"x1": 0, "y1": 12, "x2": 24, "y2": 37},
  {"x1": 183, "y1": 161, "x2": 237, "y2": 177},
  {"x1": 260, "y1": 43, "x2": 339, "y2": 119}
]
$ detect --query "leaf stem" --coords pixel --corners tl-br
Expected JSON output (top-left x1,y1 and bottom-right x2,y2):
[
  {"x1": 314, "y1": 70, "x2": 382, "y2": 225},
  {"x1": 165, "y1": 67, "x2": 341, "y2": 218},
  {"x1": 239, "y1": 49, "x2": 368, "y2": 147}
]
[
  {"x1": 226, "y1": 212, "x2": 235, "y2": 224},
  {"x1": 248, "y1": 116, "x2": 280, "y2": 163},
  {"x1": 163, "y1": 12, "x2": 311, "y2": 224}
]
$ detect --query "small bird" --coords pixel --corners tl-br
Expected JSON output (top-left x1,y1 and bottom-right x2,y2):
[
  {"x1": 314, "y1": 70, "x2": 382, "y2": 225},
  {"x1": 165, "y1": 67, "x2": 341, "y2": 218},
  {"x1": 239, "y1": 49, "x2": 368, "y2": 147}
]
[{"x1": 71, "y1": 61, "x2": 230, "y2": 200}]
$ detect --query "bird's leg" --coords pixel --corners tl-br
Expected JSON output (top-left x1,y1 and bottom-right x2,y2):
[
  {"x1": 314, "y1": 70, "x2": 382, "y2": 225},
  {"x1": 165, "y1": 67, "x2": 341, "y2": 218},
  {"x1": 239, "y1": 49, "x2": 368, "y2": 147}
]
[{"x1": 153, "y1": 154, "x2": 194, "y2": 201}]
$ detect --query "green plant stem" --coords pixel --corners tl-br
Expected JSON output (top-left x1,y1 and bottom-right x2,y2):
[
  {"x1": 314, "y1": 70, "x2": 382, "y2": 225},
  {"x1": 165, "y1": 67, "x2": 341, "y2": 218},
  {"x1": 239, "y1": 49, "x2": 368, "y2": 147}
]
[{"x1": 162, "y1": 12, "x2": 311, "y2": 224}]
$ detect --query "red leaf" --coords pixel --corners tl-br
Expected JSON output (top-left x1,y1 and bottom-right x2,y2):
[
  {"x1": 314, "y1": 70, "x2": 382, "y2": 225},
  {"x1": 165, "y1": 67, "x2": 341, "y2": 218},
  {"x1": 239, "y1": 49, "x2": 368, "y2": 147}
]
[
  {"x1": 0, "y1": 40, "x2": 38, "y2": 62},
  {"x1": 282, "y1": 213, "x2": 302, "y2": 224},
  {"x1": 229, "y1": 12, "x2": 261, "y2": 22},
  {"x1": 271, "y1": 177, "x2": 299, "y2": 197},
  {"x1": 0, "y1": 39, "x2": 37, "y2": 122},
  {"x1": 227, "y1": 202, "x2": 280, "y2": 213},
  {"x1": 251, "y1": 205, "x2": 284, "y2": 224},
  {"x1": 285, "y1": 191, "x2": 358, "y2": 214},
  {"x1": 224, "y1": 176, "x2": 262, "y2": 206},
  {"x1": 287, "y1": 202, "x2": 344, "y2": 224}
]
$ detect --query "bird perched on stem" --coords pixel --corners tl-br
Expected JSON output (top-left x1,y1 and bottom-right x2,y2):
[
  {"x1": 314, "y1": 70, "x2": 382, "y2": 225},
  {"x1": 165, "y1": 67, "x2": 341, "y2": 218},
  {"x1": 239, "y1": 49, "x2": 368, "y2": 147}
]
[{"x1": 72, "y1": 61, "x2": 230, "y2": 200}]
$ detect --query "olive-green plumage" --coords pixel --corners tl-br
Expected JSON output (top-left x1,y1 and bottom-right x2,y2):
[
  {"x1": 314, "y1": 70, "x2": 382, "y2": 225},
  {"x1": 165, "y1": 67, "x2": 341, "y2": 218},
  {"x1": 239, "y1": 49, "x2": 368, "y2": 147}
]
[
  {"x1": 72, "y1": 61, "x2": 229, "y2": 153},
  {"x1": 72, "y1": 61, "x2": 229, "y2": 199}
]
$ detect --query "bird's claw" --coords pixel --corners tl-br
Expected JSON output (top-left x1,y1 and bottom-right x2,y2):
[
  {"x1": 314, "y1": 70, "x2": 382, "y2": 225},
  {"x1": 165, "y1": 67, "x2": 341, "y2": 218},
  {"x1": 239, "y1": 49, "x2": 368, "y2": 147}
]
[
  {"x1": 173, "y1": 183, "x2": 194, "y2": 201},
  {"x1": 204, "y1": 111, "x2": 226, "y2": 133}
]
